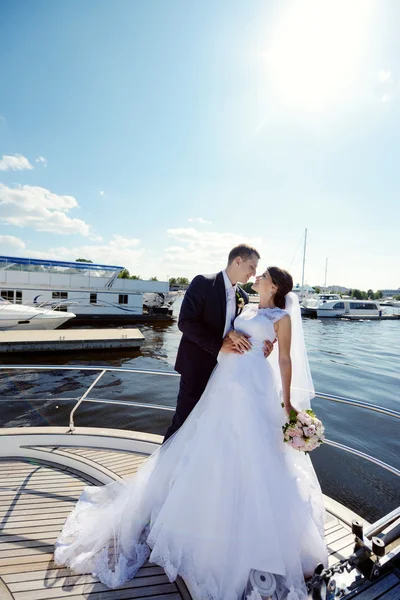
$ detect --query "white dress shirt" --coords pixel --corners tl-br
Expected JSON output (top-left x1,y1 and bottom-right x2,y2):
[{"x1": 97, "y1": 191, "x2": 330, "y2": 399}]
[{"x1": 222, "y1": 270, "x2": 237, "y2": 338}]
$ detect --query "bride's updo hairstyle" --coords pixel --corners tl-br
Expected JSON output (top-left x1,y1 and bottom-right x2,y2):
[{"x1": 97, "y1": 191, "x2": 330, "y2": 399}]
[{"x1": 268, "y1": 266, "x2": 293, "y2": 309}]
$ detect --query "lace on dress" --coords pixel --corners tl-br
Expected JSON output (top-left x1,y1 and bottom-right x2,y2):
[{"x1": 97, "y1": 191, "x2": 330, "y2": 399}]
[{"x1": 257, "y1": 306, "x2": 288, "y2": 323}]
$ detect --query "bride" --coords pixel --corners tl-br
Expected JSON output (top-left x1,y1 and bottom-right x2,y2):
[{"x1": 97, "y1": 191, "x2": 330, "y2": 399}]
[{"x1": 54, "y1": 266, "x2": 328, "y2": 600}]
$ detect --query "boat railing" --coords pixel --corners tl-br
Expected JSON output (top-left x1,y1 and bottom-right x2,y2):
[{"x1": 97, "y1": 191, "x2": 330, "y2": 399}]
[
  {"x1": 0, "y1": 365, "x2": 399, "y2": 480},
  {"x1": 33, "y1": 297, "x2": 130, "y2": 310}
]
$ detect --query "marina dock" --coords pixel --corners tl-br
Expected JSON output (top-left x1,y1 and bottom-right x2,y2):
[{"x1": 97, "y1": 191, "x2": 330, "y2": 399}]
[{"x1": 0, "y1": 328, "x2": 145, "y2": 354}]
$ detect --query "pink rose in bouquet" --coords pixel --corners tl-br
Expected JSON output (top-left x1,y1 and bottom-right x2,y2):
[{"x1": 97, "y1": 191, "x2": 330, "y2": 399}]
[
  {"x1": 303, "y1": 424, "x2": 316, "y2": 438},
  {"x1": 291, "y1": 436, "x2": 306, "y2": 449}
]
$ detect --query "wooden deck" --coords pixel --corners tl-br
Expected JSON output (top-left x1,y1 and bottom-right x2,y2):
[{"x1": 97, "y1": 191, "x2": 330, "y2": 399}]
[
  {"x1": 0, "y1": 450, "x2": 398, "y2": 600},
  {"x1": 0, "y1": 452, "x2": 189, "y2": 600},
  {"x1": 53, "y1": 446, "x2": 148, "y2": 480}
]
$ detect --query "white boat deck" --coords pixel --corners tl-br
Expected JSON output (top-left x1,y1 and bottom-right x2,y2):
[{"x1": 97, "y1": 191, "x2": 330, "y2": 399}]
[{"x1": 0, "y1": 441, "x2": 399, "y2": 599}]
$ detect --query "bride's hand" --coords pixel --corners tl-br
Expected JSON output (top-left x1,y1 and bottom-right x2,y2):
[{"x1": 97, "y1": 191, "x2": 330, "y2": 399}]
[
  {"x1": 228, "y1": 330, "x2": 252, "y2": 353},
  {"x1": 284, "y1": 403, "x2": 298, "y2": 418}
]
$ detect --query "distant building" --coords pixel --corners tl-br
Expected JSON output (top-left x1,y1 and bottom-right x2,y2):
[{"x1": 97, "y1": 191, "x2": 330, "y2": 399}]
[
  {"x1": 326, "y1": 285, "x2": 349, "y2": 293},
  {"x1": 381, "y1": 288, "x2": 400, "y2": 298},
  {"x1": 314, "y1": 285, "x2": 349, "y2": 293}
]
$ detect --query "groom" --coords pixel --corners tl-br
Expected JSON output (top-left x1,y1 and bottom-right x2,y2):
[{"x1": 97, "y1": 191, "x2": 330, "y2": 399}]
[{"x1": 164, "y1": 244, "x2": 274, "y2": 441}]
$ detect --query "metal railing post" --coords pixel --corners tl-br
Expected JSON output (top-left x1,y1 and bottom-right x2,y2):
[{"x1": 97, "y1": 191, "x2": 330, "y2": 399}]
[{"x1": 68, "y1": 369, "x2": 107, "y2": 432}]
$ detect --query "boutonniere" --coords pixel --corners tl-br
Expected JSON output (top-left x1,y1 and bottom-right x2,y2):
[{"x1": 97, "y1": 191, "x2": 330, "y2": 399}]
[{"x1": 236, "y1": 291, "x2": 245, "y2": 312}]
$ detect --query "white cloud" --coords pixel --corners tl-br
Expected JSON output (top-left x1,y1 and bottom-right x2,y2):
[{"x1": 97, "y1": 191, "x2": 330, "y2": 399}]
[
  {"x1": 88, "y1": 233, "x2": 104, "y2": 242},
  {"x1": 381, "y1": 94, "x2": 391, "y2": 103},
  {"x1": 109, "y1": 235, "x2": 140, "y2": 248},
  {"x1": 8, "y1": 227, "x2": 398, "y2": 289},
  {"x1": 35, "y1": 156, "x2": 48, "y2": 167},
  {"x1": 0, "y1": 154, "x2": 33, "y2": 172},
  {"x1": 25, "y1": 229, "x2": 248, "y2": 281},
  {"x1": 165, "y1": 228, "x2": 270, "y2": 277},
  {"x1": 0, "y1": 235, "x2": 26, "y2": 250},
  {"x1": 377, "y1": 70, "x2": 391, "y2": 83},
  {"x1": 99, "y1": 190, "x2": 105, "y2": 196},
  {"x1": 188, "y1": 217, "x2": 212, "y2": 225},
  {"x1": 0, "y1": 184, "x2": 93, "y2": 236},
  {"x1": 27, "y1": 235, "x2": 143, "y2": 271}
]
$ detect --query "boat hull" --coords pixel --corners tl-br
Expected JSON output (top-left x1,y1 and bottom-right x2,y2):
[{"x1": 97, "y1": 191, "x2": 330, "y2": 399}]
[
  {"x1": 0, "y1": 316, "x2": 74, "y2": 330},
  {"x1": 301, "y1": 306, "x2": 318, "y2": 318},
  {"x1": 0, "y1": 306, "x2": 76, "y2": 330},
  {"x1": 61, "y1": 311, "x2": 174, "y2": 328}
]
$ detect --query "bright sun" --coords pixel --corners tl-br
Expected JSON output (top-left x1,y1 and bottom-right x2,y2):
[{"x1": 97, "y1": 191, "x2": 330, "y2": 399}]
[{"x1": 263, "y1": 0, "x2": 376, "y2": 115}]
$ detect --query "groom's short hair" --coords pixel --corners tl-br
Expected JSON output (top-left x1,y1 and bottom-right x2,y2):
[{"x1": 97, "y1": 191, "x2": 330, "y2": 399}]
[{"x1": 228, "y1": 244, "x2": 260, "y2": 264}]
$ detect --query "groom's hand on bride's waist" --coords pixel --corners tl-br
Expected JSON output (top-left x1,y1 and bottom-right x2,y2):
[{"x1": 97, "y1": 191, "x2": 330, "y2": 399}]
[
  {"x1": 220, "y1": 335, "x2": 244, "y2": 354},
  {"x1": 227, "y1": 331, "x2": 252, "y2": 354},
  {"x1": 220, "y1": 333, "x2": 276, "y2": 356},
  {"x1": 263, "y1": 338, "x2": 276, "y2": 358}
]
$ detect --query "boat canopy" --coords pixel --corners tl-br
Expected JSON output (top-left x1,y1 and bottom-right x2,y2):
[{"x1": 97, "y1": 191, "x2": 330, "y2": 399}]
[{"x1": 0, "y1": 255, "x2": 124, "y2": 278}]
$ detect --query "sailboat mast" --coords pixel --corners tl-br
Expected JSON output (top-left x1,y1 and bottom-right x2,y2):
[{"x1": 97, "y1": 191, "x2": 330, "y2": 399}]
[
  {"x1": 324, "y1": 258, "x2": 328, "y2": 288},
  {"x1": 301, "y1": 228, "x2": 307, "y2": 288}
]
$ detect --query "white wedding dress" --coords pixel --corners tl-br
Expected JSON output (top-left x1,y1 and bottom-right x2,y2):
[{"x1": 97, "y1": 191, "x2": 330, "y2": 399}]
[{"x1": 54, "y1": 303, "x2": 328, "y2": 600}]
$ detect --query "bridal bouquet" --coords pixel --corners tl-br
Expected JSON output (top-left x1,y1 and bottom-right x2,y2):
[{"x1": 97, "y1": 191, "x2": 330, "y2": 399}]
[{"x1": 282, "y1": 408, "x2": 325, "y2": 453}]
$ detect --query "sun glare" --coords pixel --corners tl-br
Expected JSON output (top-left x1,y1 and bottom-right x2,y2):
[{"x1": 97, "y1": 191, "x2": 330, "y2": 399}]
[{"x1": 263, "y1": 0, "x2": 376, "y2": 115}]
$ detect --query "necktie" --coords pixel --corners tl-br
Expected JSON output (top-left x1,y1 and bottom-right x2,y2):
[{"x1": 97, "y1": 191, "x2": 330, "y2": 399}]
[{"x1": 227, "y1": 286, "x2": 236, "y2": 301}]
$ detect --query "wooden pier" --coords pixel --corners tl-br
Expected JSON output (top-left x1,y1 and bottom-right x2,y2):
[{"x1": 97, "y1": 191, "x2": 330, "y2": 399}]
[{"x1": 0, "y1": 328, "x2": 145, "y2": 354}]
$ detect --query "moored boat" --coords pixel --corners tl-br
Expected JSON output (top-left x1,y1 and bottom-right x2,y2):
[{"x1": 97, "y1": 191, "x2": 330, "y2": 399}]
[
  {"x1": 0, "y1": 297, "x2": 75, "y2": 330},
  {"x1": 0, "y1": 255, "x2": 174, "y2": 325},
  {"x1": 317, "y1": 299, "x2": 381, "y2": 319}
]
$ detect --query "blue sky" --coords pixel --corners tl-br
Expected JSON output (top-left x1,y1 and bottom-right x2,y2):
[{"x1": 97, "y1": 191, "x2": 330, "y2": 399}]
[{"x1": 0, "y1": 0, "x2": 399, "y2": 290}]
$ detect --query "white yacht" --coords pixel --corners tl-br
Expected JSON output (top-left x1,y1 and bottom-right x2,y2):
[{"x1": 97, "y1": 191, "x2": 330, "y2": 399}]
[
  {"x1": 380, "y1": 298, "x2": 400, "y2": 308},
  {"x1": 0, "y1": 297, "x2": 75, "y2": 330},
  {"x1": 301, "y1": 293, "x2": 342, "y2": 317},
  {"x1": 317, "y1": 299, "x2": 381, "y2": 319},
  {"x1": 0, "y1": 255, "x2": 173, "y2": 325}
]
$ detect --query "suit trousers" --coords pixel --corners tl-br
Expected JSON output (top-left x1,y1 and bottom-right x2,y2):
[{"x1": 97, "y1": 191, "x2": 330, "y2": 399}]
[{"x1": 163, "y1": 368, "x2": 212, "y2": 442}]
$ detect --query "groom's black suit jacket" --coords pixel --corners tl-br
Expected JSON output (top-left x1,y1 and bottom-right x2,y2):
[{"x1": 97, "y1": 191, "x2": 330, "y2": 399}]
[{"x1": 174, "y1": 271, "x2": 249, "y2": 395}]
